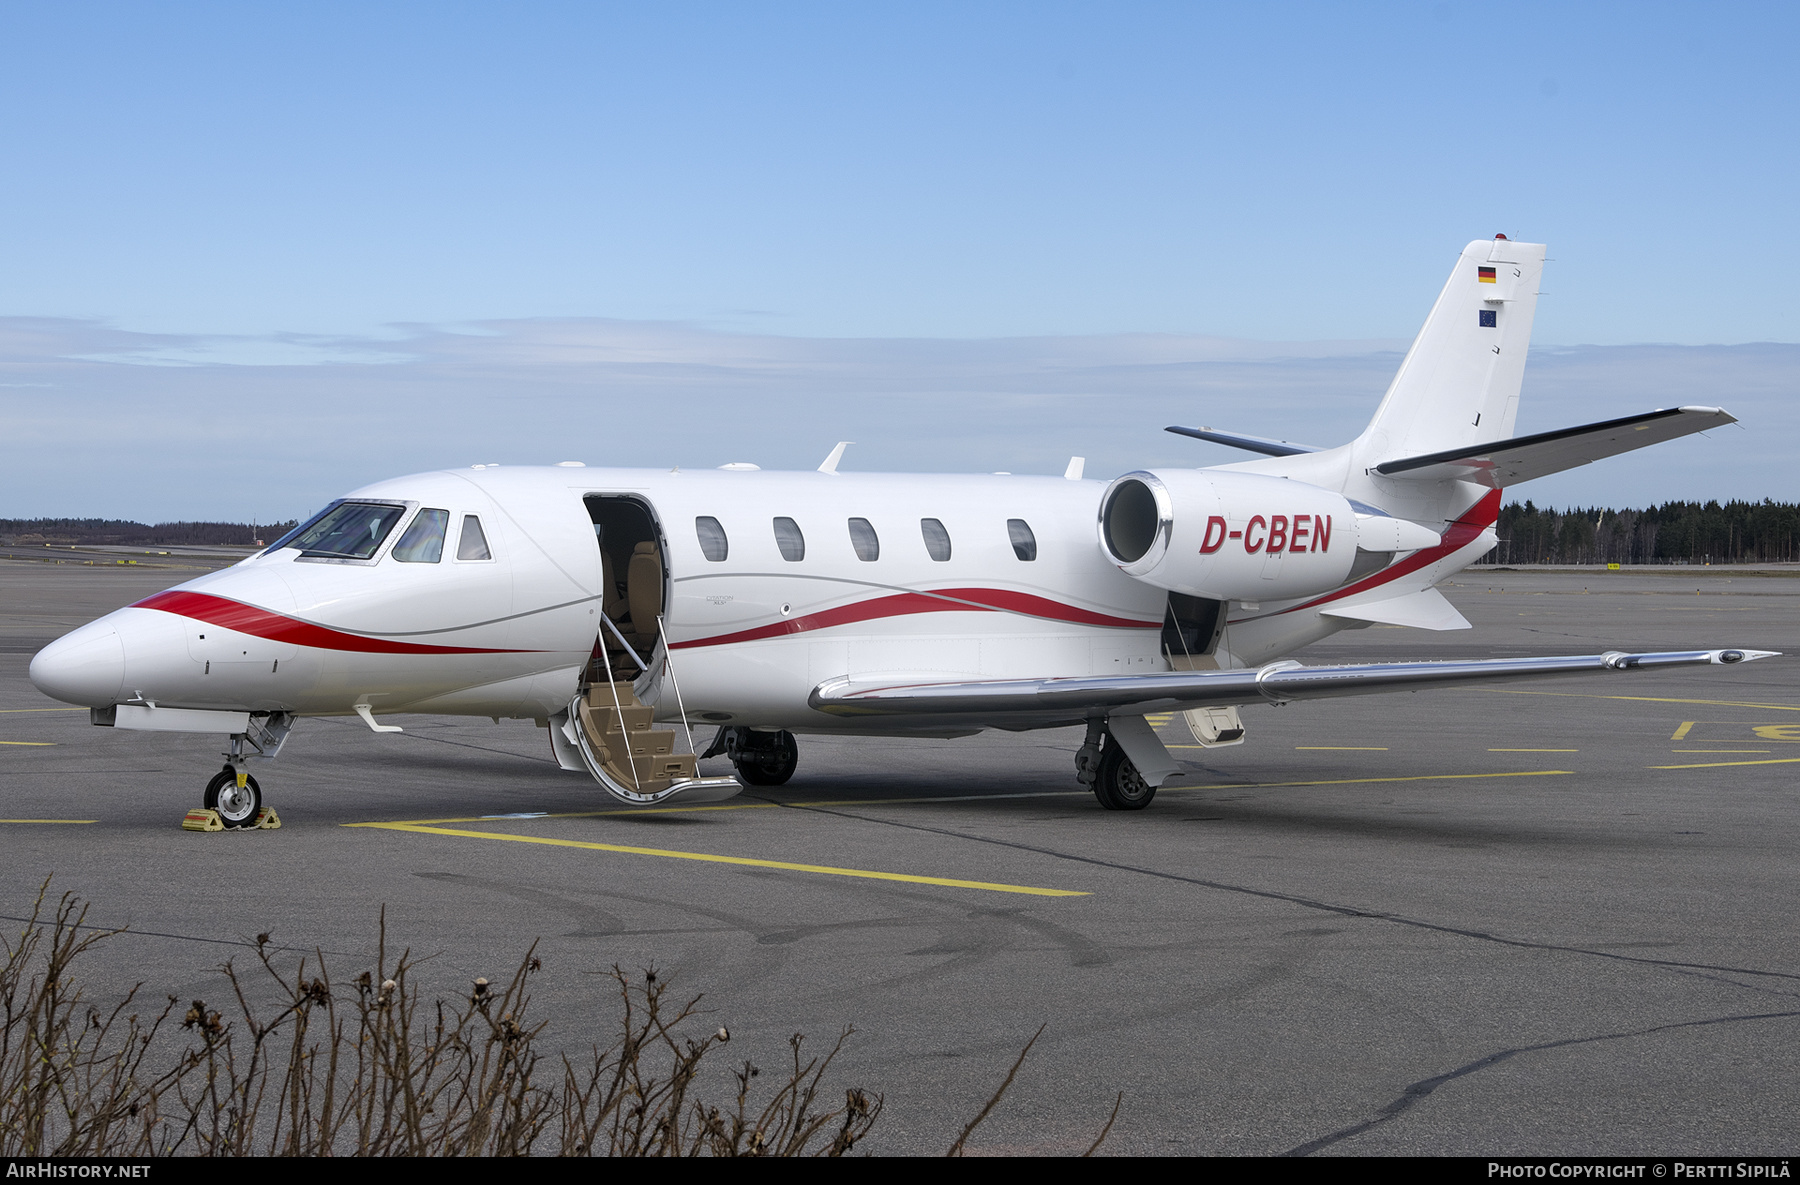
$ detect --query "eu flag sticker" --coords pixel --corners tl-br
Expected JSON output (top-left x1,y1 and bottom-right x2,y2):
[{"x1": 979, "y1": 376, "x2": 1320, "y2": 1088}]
[
  {"x1": 1479, "y1": 309, "x2": 1498, "y2": 327},
  {"x1": 1479, "y1": 266, "x2": 1497, "y2": 283}
]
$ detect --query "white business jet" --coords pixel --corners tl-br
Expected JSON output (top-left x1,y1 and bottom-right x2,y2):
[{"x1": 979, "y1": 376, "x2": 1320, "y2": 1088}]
[{"x1": 30, "y1": 237, "x2": 1773, "y2": 825}]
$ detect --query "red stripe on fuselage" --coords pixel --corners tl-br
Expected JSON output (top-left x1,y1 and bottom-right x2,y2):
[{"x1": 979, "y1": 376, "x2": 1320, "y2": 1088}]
[
  {"x1": 1247, "y1": 487, "x2": 1504, "y2": 621},
  {"x1": 670, "y1": 587, "x2": 1157, "y2": 650},
  {"x1": 131, "y1": 591, "x2": 536, "y2": 655}
]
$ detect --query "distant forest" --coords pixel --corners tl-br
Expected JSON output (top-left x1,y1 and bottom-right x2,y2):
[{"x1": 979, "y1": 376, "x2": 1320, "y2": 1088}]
[
  {"x1": 0, "y1": 519, "x2": 298, "y2": 547},
  {"x1": 1483, "y1": 500, "x2": 1800, "y2": 566}
]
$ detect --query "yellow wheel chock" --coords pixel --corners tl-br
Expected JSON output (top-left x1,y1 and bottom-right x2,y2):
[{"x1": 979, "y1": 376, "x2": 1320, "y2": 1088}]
[{"x1": 182, "y1": 808, "x2": 225, "y2": 832}]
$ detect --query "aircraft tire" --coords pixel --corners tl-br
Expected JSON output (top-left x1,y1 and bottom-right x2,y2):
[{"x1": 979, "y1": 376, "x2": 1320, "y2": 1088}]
[
  {"x1": 1092, "y1": 742, "x2": 1155, "y2": 811},
  {"x1": 732, "y1": 730, "x2": 798, "y2": 786},
  {"x1": 204, "y1": 767, "x2": 263, "y2": 829}
]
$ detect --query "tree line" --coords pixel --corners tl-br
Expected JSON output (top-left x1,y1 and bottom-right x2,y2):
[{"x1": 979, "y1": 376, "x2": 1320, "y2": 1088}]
[
  {"x1": 1482, "y1": 500, "x2": 1800, "y2": 565},
  {"x1": 0, "y1": 519, "x2": 297, "y2": 547}
]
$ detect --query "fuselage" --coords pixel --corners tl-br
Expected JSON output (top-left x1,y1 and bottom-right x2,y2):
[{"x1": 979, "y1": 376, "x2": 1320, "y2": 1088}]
[{"x1": 28, "y1": 462, "x2": 1500, "y2": 734}]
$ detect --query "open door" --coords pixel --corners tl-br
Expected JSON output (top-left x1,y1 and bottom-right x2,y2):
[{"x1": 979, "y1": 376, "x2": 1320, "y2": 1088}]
[
  {"x1": 557, "y1": 495, "x2": 739, "y2": 805},
  {"x1": 1162, "y1": 592, "x2": 1246, "y2": 749}
]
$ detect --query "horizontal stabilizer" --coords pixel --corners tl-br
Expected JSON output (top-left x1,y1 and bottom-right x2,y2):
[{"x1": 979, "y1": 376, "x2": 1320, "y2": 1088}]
[
  {"x1": 1375, "y1": 406, "x2": 1736, "y2": 487},
  {"x1": 1320, "y1": 588, "x2": 1471, "y2": 631},
  {"x1": 1165, "y1": 425, "x2": 1321, "y2": 457},
  {"x1": 810, "y1": 648, "x2": 1775, "y2": 725}
]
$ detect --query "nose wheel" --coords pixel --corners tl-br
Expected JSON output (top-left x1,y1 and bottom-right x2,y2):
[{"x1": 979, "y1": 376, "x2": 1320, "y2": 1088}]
[{"x1": 204, "y1": 764, "x2": 263, "y2": 828}]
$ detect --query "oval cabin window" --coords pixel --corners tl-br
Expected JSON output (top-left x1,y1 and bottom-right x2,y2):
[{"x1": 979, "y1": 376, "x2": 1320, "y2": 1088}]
[
  {"x1": 848, "y1": 518, "x2": 880, "y2": 561},
  {"x1": 695, "y1": 516, "x2": 729, "y2": 562},
  {"x1": 920, "y1": 518, "x2": 952, "y2": 562},
  {"x1": 1007, "y1": 518, "x2": 1037, "y2": 561},
  {"x1": 773, "y1": 517, "x2": 806, "y2": 562}
]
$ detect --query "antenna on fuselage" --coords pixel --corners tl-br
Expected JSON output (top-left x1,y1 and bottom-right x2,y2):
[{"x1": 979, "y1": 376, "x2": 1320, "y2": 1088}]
[
  {"x1": 1064, "y1": 456, "x2": 1085, "y2": 480},
  {"x1": 818, "y1": 442, "x2": 854, "y2": 474}
]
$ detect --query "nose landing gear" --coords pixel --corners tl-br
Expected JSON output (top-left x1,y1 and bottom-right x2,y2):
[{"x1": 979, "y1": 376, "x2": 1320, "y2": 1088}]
[
  {"x1": 187, "y1": 713, "x2": 293, "y2": 831},
  {"x1": 204, "y1": 764, "x2": 263, "y2": 828}
]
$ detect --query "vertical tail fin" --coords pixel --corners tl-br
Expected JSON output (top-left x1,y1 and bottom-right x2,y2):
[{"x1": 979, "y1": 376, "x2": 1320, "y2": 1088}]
[{"x1": 1357, "y1": 237, "x2": 1547, "y2": 466}]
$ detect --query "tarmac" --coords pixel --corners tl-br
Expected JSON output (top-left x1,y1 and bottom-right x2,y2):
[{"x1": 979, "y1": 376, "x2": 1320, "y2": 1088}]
[{"x1": 1, "y1": 557, "x2": 1796, "y2": 1155}]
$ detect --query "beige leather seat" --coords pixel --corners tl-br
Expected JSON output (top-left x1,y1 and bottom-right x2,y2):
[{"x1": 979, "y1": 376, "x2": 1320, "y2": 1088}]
[
  {"x1": 600, "y1": 550, "x2": 630, "y2": 623},
  {"x1": 626, "y1": 541, "x2": 663, "y2": 647}
]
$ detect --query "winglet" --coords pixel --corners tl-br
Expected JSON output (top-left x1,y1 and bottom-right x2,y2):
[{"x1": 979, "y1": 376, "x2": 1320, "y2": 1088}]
[{"x1": 818, "y1": 442, "x2": 853, "y2": 474}]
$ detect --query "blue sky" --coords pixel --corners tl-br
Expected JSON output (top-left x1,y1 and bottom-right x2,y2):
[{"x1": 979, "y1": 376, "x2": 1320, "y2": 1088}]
[{"x1": 1, "y1": 2, "x2": 1794, "y2": 519}]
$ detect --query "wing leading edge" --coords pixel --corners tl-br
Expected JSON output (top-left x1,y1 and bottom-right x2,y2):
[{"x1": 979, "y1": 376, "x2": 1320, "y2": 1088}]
[{"x1": 810, "y1": 648, "x2": 1776, "y2": 727}]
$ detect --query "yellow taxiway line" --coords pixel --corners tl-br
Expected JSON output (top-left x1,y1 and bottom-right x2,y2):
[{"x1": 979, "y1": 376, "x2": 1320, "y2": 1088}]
[
  {"x1": 1176, "y1": 769, "x2": 1572, "y2": 790},
  {"x1": 0, "y1": 819, "x2": 96, "y2": 824},
  {"x1": 1294, "y1": 746, "x2": 1388, "y2": 751},
  {"x1": 366, "y1": 792, "x2": 1092, "y2": 828},
  {"x1": 1648, "y1": 757, "x2": 1800, "y2": 770},
  {"x1": 0, "y1": 707, "x2": 86, "y2": 713},
  {"x1": 347, "y1": 820, "x2": 1088, "y2": 897},
  {"x1": 0, "y1": 742, "x2": 55, "y2": 746},
  {"x1": 1475, "y1": 689, "x2": 1800, "y2": 712}
]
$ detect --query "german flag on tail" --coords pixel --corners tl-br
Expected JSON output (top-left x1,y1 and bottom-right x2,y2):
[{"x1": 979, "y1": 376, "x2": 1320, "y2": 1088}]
[{"x1": 1478, "y1": 266, "x2": 1497, "y2": 283}]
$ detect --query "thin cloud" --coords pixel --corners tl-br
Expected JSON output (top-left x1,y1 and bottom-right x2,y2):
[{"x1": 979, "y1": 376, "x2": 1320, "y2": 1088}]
[{"x1": 0, "y1": 317, "x2": 1789, "y2": 522}]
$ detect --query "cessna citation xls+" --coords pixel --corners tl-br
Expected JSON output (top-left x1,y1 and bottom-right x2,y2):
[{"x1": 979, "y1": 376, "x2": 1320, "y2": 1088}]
[{"x1": 30, "y1": 237, "x2": 1774, "y2": 825}]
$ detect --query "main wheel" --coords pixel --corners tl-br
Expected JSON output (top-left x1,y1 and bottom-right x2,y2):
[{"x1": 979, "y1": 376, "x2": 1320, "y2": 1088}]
[
  {"x1": 204, "y1": 767, "x2": 263, "y2": 828},
  {"x1": 732, "y1": 730, "x2": 798, "y2": 786},
  {"x1": 1092, "y1": 742, "x2": 1155, "y2": 811}
]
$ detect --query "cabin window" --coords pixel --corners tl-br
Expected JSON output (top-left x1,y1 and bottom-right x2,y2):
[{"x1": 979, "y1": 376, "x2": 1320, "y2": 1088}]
[
  {"x1": 283, "y1": 501, "x2": 404, "y2": 560},
  {"x1": 1007, "y1": 519, "x2": 1037, "y2": 561},
  {"x1": 392, "y1": 508, "x2": 449, "y2": 563},
  {"x1": 848, "y1": 517, "x2": 880, "y2": 561},
  {"x1": 921, "y1": 518, "x2": 952, "y2": 562},
  {"x1": 773, "y1": 517, "x2": 806, "y2": 562},
  {"x1": 457, "y1": 515, "x2": 493, "y2": 561},
  {"x1": 695, "y1": 516, "x2": 729, "y2": 562}
]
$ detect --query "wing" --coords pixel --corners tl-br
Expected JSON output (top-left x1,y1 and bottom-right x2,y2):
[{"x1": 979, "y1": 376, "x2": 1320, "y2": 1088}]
[
  {"x1": 1374, "y1": 406, "x2": 1736, "y2": 487},
  {"x1": 810, "y1": 648, "x2": 1776, "y2": 728}
]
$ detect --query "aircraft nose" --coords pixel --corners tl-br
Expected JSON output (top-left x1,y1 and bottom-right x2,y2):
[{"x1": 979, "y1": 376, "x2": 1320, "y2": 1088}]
[{"x1": 30, "y1": 622, "x2": 126, "y2": 707}]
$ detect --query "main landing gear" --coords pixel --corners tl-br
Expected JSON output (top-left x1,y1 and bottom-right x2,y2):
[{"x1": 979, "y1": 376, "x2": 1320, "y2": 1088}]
[
  {"x1": 703, "y1": 727, "x2": 799, "y2": 787},
  {"x1": 1075, "y1": 720, "x2": 1157, "y2": 811}
]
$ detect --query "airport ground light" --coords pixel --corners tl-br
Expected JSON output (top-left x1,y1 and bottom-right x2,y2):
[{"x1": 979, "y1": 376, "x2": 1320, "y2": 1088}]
[{"x1": 0, "y1": 881, "x2": 1111, "y2": 1156}]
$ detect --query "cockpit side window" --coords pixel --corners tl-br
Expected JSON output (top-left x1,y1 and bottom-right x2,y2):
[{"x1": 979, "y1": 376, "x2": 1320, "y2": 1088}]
[
  {"x1": 284, "y1": 502, "x2": 405, "y2": 560},
  {"x1": 392, "y1": 508, "x2": 449, "y2": 563},
  {"x1": 457, "y1": 515, "x2": 493, "y2": 561}
]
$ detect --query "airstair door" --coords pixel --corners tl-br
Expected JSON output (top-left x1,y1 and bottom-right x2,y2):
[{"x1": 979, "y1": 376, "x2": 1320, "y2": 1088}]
[{"x1": 561, "y1": 493, "x2": 740, "y2": 805}]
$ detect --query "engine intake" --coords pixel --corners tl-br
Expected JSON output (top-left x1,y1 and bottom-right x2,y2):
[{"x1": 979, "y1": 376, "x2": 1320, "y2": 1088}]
[{"x1": 1099, "y1": 470, "x2": 1360, "y2": 601}]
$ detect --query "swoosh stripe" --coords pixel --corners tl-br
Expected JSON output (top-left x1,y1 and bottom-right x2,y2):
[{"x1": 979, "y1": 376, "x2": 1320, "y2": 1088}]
[
  {"x1": 1250, "y1": 487, "x2": 1504, "y2": 622},
  {"x1": 671, "y1": 587, "x2": 1157, "y2": 650},
  {"x1": 131, "y1": 591, "x2": 538, "y2": 655}
]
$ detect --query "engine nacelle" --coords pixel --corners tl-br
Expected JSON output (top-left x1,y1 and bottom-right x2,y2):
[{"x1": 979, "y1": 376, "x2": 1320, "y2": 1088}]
[{"x1": 1099, "y1": 470, "x2": 1359, "y2": 601}]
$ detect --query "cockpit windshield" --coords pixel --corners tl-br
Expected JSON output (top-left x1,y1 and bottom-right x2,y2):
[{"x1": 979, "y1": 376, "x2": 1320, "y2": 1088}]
[{"x1": 274, "y1": 501, "x2": 407, "y2": 560}]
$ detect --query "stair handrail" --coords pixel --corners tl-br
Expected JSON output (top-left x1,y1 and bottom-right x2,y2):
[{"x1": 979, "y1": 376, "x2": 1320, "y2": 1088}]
[
  {"x1": 656, "y1": 614, "x2": 698, "y2": 757},
  {"x1": 595, "y1": 628, "x2": 635, "y2": 790}
]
